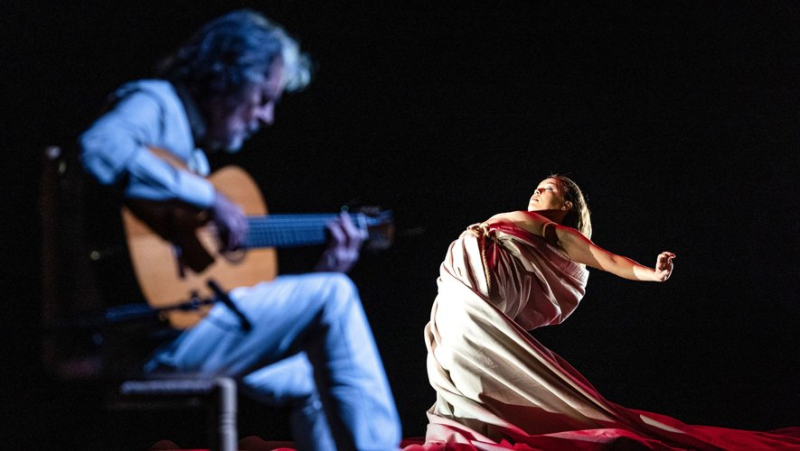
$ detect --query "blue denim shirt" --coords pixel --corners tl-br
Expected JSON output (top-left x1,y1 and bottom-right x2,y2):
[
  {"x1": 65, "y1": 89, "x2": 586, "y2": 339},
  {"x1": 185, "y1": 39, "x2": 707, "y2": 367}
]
[{"x1": 79, "y1": 80, "x2": 215, "y2": 208}]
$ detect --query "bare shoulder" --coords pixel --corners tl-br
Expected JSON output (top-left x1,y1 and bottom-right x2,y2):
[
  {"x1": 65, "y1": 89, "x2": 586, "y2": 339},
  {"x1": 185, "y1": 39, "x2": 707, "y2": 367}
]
[
  {"x1": 484, "y1": 210, "x2": 549, "y2": 237},
  {"x1": 484, "y1": 210, "x2": 529, "y2": 224}
]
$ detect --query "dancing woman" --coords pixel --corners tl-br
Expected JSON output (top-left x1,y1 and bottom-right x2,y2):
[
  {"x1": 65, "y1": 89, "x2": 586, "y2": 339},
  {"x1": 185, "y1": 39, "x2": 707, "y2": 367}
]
[{"x1": 422, "y1": 175, "x2": 799, "y2": 450}]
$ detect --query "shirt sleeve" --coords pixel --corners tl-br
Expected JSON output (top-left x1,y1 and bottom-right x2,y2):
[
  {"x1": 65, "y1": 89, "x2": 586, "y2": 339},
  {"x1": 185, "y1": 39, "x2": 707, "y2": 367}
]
[{"x1": 79, "y1": 88, "x2": 215, "y2": 208}]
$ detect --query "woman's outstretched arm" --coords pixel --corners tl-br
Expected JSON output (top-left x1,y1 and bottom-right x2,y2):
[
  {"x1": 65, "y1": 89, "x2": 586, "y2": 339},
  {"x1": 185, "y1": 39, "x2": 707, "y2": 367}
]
[{"x1": 555, "y1": 225, "x2": 675, "y2": 282}]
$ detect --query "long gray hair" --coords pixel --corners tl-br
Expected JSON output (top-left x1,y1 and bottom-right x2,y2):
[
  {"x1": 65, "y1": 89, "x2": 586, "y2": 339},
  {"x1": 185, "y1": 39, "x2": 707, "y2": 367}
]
[{"x1": 158, "y1": 9, "x2": 311, "y2": 101}]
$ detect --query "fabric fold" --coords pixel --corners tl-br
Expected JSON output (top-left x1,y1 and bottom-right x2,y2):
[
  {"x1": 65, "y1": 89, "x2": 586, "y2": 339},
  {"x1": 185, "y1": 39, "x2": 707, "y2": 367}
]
[{"x1": 423, "y1": 220, "x2": 800, "y2": 450}]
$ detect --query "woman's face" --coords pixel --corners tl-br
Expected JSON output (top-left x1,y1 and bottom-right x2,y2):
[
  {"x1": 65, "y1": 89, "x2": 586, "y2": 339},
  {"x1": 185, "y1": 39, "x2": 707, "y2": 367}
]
[{"x1": 528, "y1": 177, "x2": 570, "y2": 211}]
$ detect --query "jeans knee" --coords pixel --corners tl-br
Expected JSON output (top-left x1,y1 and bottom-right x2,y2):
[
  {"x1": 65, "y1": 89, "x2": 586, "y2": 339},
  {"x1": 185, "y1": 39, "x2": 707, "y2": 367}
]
[{"x1": 318, "y1": 273, "x2": 360, "y2": 313}]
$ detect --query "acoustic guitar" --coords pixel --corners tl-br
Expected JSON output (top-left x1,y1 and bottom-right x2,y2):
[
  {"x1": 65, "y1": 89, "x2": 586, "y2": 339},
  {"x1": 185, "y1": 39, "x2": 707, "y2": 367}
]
[{"x1": 121, "y1": 165, "x2": 393, "y2": 329}]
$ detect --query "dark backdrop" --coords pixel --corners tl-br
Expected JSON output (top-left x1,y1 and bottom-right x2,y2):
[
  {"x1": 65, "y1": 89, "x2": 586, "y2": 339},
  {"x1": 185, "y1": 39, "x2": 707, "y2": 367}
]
[{"x1": 3, "y1": 1, "x2": 799, "y2": 449}]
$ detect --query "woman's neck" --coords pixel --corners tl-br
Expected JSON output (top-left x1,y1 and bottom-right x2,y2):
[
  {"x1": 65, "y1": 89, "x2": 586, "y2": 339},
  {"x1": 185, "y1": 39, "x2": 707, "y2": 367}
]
[{"x1": 528, "y1": 208, "x2": 567, "y2": 224}]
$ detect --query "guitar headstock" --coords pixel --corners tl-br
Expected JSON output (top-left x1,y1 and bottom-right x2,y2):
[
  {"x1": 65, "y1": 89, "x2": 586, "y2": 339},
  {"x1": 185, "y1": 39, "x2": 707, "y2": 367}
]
[{"x1": 353, "y1": 207, "x2": 394, "y2": 252}]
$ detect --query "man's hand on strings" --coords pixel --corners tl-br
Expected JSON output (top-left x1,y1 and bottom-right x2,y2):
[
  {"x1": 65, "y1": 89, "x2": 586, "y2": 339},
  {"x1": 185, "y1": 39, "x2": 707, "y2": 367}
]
[
  {"x1": 315, "y1": 212, "x2": 367, "y2": 273},
  {"x1": 210, "y1": 191, "x2": 248, "y2": 251}
]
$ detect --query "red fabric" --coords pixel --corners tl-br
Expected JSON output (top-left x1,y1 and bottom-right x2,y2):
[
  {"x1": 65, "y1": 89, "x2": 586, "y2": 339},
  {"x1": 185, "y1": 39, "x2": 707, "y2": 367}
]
[
  {"x1": 403, "y1": 426, "x2": 800, "y2": 450},
  {"x1": 149, "y1": 427, "x2": 800, "y2": 450},
  {"x1": 420, "y1": 223, "x2": 800, "y2": 451}
]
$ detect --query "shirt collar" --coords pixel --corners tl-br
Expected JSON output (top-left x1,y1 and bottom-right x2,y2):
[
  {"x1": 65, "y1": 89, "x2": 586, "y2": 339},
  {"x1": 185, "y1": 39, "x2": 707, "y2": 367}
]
[{"x1": 173, "y1": 83, "x2": 208, "y2": 147}]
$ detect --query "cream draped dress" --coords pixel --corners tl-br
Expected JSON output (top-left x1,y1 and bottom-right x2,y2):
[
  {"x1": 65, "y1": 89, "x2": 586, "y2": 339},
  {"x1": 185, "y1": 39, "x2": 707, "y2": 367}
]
[{"x1": 422, "y1": 219, "x2": 800, "y2": 450}]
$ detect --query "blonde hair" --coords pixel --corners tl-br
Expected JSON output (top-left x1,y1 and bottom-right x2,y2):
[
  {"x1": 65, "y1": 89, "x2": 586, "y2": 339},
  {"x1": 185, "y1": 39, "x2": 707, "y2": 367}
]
[{"x1": 549, "y1": 174, "x2": 592, "y2": 239}]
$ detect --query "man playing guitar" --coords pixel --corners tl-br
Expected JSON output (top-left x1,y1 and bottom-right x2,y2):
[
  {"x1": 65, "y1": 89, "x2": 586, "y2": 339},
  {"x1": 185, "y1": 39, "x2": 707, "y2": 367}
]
[{"x1": 79, "y1": 9, "x2": 401, "y2": 450}]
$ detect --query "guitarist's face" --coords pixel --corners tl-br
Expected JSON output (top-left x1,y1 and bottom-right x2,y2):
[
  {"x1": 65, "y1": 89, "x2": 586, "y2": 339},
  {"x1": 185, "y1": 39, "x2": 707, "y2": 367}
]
[{"x1": 206, "y1": 59, "x2": 287, "y2": 153}]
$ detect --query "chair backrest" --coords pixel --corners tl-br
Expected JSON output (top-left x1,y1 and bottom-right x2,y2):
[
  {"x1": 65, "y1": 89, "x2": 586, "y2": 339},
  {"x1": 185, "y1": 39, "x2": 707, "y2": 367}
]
[
  {"x1": 40, "y1": 145, "x2": 106, "y2": 379},
  {"x1": 39, "y1": 146, "x2": 170, "y2": 380}
]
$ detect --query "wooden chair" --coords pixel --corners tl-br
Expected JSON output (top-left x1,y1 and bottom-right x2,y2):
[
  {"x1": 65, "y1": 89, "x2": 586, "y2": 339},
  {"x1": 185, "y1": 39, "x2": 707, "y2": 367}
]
[{"x1": 39, "y1": 145, "x2": 238, "y2": 451}]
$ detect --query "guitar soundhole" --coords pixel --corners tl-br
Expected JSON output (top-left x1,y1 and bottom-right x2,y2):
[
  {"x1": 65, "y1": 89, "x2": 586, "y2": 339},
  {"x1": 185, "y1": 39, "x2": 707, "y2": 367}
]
[{"x1": 221, "y1": 248, "x2": 247, "y2": 264}]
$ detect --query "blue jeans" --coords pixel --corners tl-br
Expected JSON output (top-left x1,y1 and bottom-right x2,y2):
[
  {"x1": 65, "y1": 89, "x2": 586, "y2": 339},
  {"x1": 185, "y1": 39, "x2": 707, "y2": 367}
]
[{"x1": 145, "y1": 273, "x2": 401, "y2": 451}]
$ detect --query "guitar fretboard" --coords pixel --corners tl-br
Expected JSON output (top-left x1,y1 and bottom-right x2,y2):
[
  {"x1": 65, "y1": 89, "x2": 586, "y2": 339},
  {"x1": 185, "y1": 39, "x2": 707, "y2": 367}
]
[{"x1": 244, "y1": 213, "x2": 371, "y2": 248}]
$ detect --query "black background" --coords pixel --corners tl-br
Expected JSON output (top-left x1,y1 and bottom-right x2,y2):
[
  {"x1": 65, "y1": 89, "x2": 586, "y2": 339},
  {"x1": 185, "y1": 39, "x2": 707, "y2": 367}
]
[{"x1": 2, "y1": 1, "x2": 799, "y2": 449}]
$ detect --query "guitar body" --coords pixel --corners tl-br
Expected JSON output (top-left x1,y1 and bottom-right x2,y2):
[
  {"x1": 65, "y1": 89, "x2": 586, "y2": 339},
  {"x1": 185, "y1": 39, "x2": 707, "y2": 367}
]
[{"x1": 122, "y1": 166, "x2": 277, "y2": 330}]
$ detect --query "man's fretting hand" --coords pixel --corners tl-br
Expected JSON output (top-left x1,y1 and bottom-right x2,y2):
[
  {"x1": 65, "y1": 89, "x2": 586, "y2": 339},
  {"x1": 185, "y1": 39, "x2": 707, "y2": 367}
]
[{"x1": 315, "y1": 212, "x2": 367, "y2": 273}]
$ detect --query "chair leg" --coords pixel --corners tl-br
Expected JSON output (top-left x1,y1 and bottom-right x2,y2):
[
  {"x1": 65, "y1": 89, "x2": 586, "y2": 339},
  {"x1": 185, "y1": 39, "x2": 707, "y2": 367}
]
[{"x1": 212, "y1": 378, "x2": 237, "y2": 451}]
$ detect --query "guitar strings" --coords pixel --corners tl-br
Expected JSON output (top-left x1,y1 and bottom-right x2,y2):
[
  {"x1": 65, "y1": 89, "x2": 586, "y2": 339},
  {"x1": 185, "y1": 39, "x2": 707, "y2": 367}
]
[{"x1": 204, "y1": 213, "x2": 388, "y2": 247}]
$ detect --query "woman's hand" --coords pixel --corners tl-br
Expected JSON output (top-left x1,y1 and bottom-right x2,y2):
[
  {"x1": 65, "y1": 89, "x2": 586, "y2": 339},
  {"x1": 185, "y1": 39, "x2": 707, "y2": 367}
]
[{"x1": 652, "y1": 251, "x2": 676, "y2": 282}]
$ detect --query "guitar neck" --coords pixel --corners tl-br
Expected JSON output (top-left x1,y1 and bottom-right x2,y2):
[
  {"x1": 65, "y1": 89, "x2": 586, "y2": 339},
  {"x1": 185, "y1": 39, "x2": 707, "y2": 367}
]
[
  {"x1": 123, "y1": 164, "x2": 393, "y2": 330},
  {"x1": 244, "y1": 213, "x2": 370, "y2": 249}
]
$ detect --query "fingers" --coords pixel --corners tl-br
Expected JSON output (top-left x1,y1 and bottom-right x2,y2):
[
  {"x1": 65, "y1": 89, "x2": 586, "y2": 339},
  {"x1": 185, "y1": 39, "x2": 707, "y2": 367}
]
[
  {"x1": 228, "y1": 212, "x2": 248, "y2": 249},
  {"x1": 317, "y1": 213, "x2": 365, "y2": 273},
  {"x1": 327, "y1": 212, "x2": 366, "y2": 249},
  {"x1": 339, "y1": 212, "x2": 368, "y2": 243},
  {"x1": 212, "y1": 192, "x2": 248, "y2": 251},
  {"x1": 657, "y1": 251, "x2": 675, "y2": 267},
  {"x1": 655, "y1": 251, "x2": 675, "y2": 281},
  {"x1": 327, "y1": 219, "x2": 348, "y2": 247}
]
